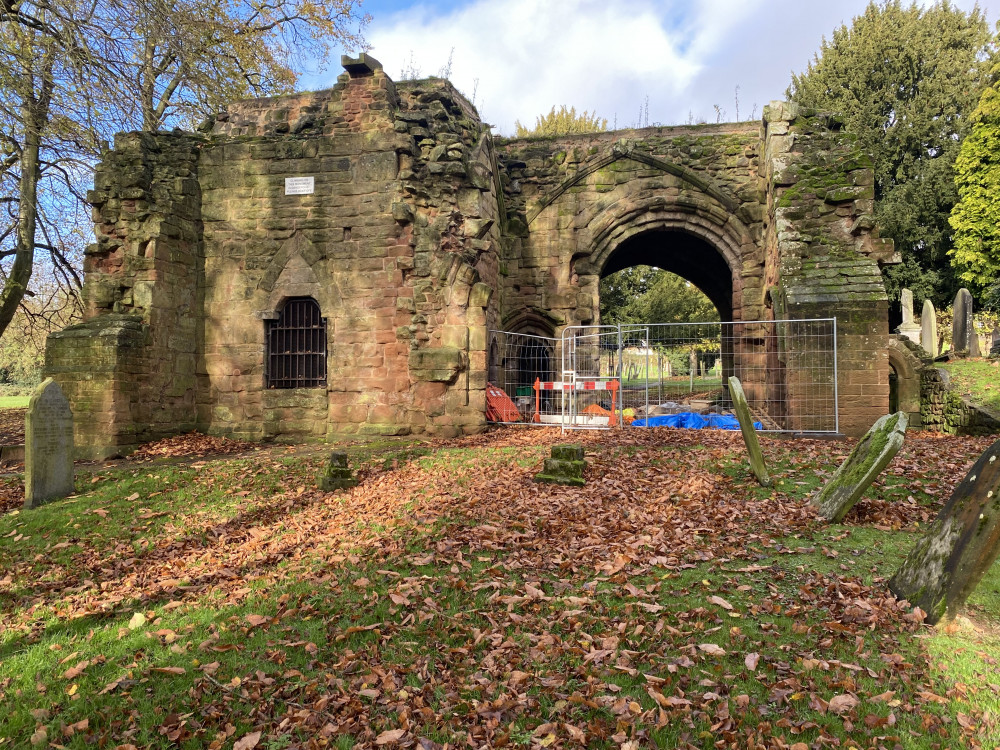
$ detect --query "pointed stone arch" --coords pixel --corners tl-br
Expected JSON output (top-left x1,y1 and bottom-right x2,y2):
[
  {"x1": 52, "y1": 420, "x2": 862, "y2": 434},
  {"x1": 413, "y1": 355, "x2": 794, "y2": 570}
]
[
  {"x1": 526, "y1": 160, "x2": 758, "y2": 325},
  {"x1": 526, "y1": 143, "x2": 741, "y2": 227},
  {"x1": 255, "y1": 232, "x2": 336, "y2": 316}
]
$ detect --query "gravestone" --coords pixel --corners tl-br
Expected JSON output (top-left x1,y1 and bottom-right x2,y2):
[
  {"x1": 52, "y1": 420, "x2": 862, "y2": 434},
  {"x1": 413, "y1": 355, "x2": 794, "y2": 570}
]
[
  {"x1": 889, "y1": 438, "x2": 1000, "y2": 624},
  {"x1": 535, "y1": 444, "x2": 585, "y2": 486},
  {"x1": 24, "y1": 378, "x2": 75, "y2": 509},
  {"x1": 318, "y1": 450, "x2": 358, "y2": 491},
  {"x1": 952, "y1": 288, "x2": 979, "y2": 357},
  {"x1": 920, "y1": 299, "x2": 937, "y2": 356},
  {"x1": 896, "y1": 288, "x2": 921, "y2": 344},
  {"x1": 810, "y1": 411, "x2": 908, "y2": 522},
  {"x1": 728, "y1": 376, "x2": 771, "y2": 487}
]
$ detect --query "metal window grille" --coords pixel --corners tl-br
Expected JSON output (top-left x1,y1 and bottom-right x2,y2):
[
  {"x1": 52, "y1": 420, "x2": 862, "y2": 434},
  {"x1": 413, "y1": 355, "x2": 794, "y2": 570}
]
[
  {"x1": 266, "y1": 297, "x2": 327, "y2": 389},
  {"x1": 487, "y1": 319, "x2": 838, "y2": 433}
]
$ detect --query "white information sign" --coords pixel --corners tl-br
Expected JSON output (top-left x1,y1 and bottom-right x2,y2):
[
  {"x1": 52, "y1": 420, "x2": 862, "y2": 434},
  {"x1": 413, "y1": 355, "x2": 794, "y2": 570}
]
[{"x1": 284, "y1": 176, "x2": 315, "y2": 195}]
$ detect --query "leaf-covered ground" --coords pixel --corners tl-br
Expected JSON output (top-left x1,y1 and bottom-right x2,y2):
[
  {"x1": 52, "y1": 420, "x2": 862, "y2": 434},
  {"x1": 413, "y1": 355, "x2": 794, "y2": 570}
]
[
  {"x1": 0, "y1": 407, "x2": 25, "y2": 446},
  {"x1": 1, "y1": 427, "x2": 999, "y2": 749}
]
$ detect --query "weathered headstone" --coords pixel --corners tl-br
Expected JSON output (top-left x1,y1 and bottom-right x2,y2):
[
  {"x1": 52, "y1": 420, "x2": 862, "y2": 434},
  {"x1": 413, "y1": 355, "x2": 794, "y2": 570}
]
[
  {"x1": 535, "y1": 444, "x2": 585, "y2": 486},
  {"x1": 889, "y1": 438, "x2": 1000, "y2": 624},
  {"x1": 24, "y1": 378, "x2": 75, "y2": 509},
  {"x1": 318, "y1": 450, "x2": 358, "y2": 491},
  {"x1": 810, "y1": 411, "x2": 908, "y2": 522},
  {"x1": 728, "y1": 376, "x2": 771, "y2": 487},
  {"x1": 920, "y1": 298, "x2": 937, "y2": 356},
  {"x1": 952, "y1": 288, "x2": 979, "y2": 357},
  {"x1": 896, "y1": 288, "x2": 921, "y2": 344}
]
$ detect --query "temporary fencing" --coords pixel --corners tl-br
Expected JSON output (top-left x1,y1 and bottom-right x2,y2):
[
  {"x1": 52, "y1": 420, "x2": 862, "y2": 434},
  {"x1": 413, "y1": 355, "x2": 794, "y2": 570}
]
[{"x1": 487, "y1": 318, "x2": 838, "y2": 433}]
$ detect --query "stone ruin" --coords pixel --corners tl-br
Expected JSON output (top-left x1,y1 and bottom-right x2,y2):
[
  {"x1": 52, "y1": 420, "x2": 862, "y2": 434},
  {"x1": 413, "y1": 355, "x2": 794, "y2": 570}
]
[{"x1": 45, "y1": 54, "x2": 897, "y2": 458}]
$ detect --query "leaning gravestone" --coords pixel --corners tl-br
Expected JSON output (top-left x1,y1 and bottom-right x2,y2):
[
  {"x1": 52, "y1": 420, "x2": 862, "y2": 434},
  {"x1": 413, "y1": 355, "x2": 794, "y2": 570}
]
[
  {"x1": 535, "y1": 444, "x2": 586, "y2": 486},
  {"x1": 920, "y1": 299, "x2": 937, "y2": 356},
  {"x1": 810, "y1": 411, "x2": 908, "y2": 522},
  {"x1": 889, "y1": 438, "x2": 1000, "y2": 624},
  {"x1": 952, "y1": 288, "x2": 979, "y2": 357},
  {"x1": 728, "y1": 376, "x2": 771, "y2": 487},
  {"x1": 24, "y1": 378, "x2": 75, "y2": 509},
  {"x1": 318, "y1": 450, "x2": 358, "y2": 491}
]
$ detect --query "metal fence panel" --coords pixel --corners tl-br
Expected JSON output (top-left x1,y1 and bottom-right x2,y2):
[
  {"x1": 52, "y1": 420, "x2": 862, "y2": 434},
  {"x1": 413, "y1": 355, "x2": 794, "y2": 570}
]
[
  {"x1": 627, "y1": 319, "x2": 838, "y2": 433},
  {"x1": 487, "y1": 330, "x2": 562, "y2": 426},
  {"x1": 487, "y1": 318, "x2": 837, "y2": 433}
]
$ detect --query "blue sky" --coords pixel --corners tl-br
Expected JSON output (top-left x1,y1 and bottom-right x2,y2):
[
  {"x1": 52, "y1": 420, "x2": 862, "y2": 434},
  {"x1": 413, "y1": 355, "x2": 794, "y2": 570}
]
[{"x1": 302, "y1": 0, "x2": 998, "y2": 136}]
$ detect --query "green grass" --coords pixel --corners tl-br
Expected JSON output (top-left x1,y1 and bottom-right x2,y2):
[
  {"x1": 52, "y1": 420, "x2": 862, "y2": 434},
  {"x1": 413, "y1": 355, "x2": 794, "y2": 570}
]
[
  {"x1": 0, "y1": 433, "x2": 997, "y2": 748},
  {"x1": 939, "y1": 359, "x2": 1000, "y2": 413},
  {"x1": 0, "y1": 395, "x2": 29, "y2": 408}
]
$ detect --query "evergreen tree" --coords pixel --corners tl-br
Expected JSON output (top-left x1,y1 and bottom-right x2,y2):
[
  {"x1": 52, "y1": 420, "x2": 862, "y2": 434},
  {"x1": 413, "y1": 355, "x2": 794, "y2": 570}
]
[
  {"x1": 788, "y1": 0, "x2": 992, "y2": 306},
  {"x1": 950, "y1": 55, "x2": 1000, "y2": 294},
  {"x1": 514, "y1": 105, "x2": 607, "y2": 137}
]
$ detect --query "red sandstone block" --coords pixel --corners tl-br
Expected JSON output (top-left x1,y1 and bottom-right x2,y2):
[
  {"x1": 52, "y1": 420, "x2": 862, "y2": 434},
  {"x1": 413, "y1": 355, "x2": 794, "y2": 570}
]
[{"x1": 862, "y1": 383, "x2": 890, "y2": 395}]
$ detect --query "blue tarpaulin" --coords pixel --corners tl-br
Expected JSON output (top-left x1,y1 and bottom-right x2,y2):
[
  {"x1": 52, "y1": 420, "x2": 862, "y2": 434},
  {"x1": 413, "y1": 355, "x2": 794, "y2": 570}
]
[{"x1": 631, "y1": 412, "x2": 762, "y2": 430}]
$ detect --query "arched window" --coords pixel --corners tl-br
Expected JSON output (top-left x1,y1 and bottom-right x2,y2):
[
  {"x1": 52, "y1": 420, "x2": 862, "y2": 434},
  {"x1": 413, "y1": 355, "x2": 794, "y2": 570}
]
[{"x1": 266, "y1": 297, "x2": 327, "y2": 388}]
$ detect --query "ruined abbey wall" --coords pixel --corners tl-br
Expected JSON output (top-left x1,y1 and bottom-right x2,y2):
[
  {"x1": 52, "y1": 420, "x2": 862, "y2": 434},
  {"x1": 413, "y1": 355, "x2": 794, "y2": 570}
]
[{"x1": 46, "y1": 55, "x2": 894, "y2": 457}]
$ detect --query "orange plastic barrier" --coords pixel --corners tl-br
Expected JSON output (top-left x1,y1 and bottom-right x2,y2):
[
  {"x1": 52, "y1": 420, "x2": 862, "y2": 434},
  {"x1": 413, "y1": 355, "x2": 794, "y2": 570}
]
[{"x1": 485, "y1": 383, "x2": 522, "y2": 422}]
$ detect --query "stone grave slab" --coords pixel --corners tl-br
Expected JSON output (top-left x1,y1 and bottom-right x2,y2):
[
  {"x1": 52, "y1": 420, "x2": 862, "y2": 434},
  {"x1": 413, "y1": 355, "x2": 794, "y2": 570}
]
[
  {"x1": 24, "y1": 378, "x2": 75, "y2": 509},
  {"x1": 810, "y1": 411, "x2": 908, "y2": 522},
  {"x1": 318, "y1": 450, "x2": 358, "y2": 491},
  {"x1": 953, "y1": 288, "x2": 979, "y2": 356},
  {"x1": 889, "y1": 438, "x2": 1000, "y2": 624},
  {"x1": 728, "y1": 376, "x2": 771, "y2": 487},
  {"x1": 535, "y1": 444, "x2": 585, "y2": 486},
  {"x1": 920, "y1": 299, "x2": 937, "y2": 356}
]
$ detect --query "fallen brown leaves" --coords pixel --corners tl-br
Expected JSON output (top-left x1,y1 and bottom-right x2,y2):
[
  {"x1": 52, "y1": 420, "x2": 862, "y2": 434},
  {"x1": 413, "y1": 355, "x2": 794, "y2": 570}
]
[
  {"x1": 0, "y1": 406, "x2": 25, "y2": 445},
  {"x1": 0, "y1": 427, "x2": 993, "y2": 748},
  {"x1": 0, "y1": 477, "x2": 24, "y2": 514},
  {"x1": 127, "y1": 431, "x2": 259, "y2": 462}
]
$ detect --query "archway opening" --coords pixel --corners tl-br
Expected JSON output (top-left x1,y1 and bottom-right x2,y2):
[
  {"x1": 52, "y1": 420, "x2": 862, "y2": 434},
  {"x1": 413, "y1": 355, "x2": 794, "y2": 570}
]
[
  {"x1": 599, "y1": 229, "x2": 734, "y2": 323},
  {"x1": 594, "y1": 229, "x2": 739, "y2": 424}
]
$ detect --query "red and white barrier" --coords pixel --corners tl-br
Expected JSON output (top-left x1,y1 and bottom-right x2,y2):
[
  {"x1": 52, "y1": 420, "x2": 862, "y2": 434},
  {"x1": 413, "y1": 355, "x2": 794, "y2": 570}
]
[{"x1": 533, "y1": 377, "x2": 620, "y2": 426}]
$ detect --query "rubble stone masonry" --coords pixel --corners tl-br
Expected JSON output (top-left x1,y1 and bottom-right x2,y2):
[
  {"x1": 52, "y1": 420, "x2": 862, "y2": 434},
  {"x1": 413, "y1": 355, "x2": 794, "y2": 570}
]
[{"x1": 46, "y1": 56, "x2": 893, "y2": 457}]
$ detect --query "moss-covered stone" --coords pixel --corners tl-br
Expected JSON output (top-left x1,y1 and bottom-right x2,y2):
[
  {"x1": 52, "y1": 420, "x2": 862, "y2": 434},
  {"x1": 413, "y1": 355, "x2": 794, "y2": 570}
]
[
  {"x1": 728, "y1": 377, "x2": 771, "y2": 487},
  {"x1": 811, "y1": 411, "x2": 908, "y2": 522},
  {"x1": 535, "y1": 444, "x2": 586, "y2": 486},
  {"x1": 889, "y1": 438, "x2": 1000, "y2": 624},
  {"x1": 318, "y1": 450, "x2": 358, "y2": 491}
]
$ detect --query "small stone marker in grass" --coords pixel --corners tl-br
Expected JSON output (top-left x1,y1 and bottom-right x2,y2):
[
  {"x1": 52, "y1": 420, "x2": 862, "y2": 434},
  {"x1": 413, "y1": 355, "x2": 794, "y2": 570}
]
[
  {"x1": 318, "y1": 450, "x2": 358, "y2": 491},
  {"x1": 534, "y1": 444, "x2": 585, "y2": 486},
  {"x1": 728, "y1": 376, "x2": 771, "y2": 487},
  {"x1": 889, "y1": 438, "x2": 1000, "y2": 625},
  {"x1": 810, "y1": 411, "x2": 908, "y2": 522},
  {"x1": 24, "y1": 378, "x2": 75, "y2": 509}
]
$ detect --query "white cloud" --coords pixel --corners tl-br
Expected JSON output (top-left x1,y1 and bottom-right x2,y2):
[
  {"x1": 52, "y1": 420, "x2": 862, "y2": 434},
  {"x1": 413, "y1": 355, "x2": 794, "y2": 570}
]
[
  {"x1": 364, "y1": 0, "x2": 758, "y2": 133},
  {"x1": 306, "y1": 0, "x2": 997, "y2": 135}
]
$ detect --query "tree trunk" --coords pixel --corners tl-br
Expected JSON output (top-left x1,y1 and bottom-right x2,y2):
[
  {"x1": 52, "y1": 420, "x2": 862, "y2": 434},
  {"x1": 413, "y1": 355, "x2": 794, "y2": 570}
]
[
  {"x1": 0, "y1": 109, "x2": 43, "y2": 339},
  {"x1": 0, "y1": 51, "x2": 53, "y2": 340}
]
